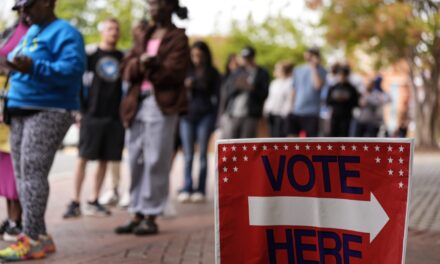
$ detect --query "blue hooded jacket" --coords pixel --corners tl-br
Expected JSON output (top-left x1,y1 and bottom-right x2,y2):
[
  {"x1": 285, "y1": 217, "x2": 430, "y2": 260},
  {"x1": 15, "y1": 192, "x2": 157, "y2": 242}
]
[{"x1": 7, "y1": 19, "x2": 86, "y2": 111}]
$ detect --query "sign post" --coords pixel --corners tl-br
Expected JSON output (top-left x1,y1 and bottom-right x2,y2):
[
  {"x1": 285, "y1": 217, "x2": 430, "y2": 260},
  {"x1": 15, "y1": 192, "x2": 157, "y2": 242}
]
[{"x1": 215, "y1": 139, "x2": 413, "y2": 264}]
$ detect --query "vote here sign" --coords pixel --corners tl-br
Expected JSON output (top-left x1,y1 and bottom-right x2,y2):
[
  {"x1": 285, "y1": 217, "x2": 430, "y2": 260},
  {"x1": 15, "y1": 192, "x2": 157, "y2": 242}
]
[{"x1": 215, "y1": 139, "x2": 413, "y2": 264}]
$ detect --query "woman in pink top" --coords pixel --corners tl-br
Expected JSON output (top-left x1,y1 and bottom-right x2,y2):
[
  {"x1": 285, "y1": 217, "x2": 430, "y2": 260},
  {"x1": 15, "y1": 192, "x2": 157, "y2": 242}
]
[{"x1": 0, "y1": 7, "x2": 29, "y2": 242}]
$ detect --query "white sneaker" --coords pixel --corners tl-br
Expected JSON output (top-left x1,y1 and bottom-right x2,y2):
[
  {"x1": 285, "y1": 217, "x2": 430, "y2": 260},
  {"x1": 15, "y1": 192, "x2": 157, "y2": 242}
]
[
  {"x1": 177, "y1": 192, "x2": 191, "y2": 203},
  {"x1": 99, "y1": 190, "x2": 119, "y2": 206},
  {"x1": 118, "y1": 192, "x2": 130, "y2": 208},
  {"x1": 190, "y1": 192, "x2": 206, "y2": 203}
]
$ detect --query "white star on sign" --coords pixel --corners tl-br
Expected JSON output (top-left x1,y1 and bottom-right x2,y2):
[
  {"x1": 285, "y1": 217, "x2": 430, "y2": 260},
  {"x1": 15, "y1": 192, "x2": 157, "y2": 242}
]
[
  {"x1": 233, "y1": 166, "x2": 238, "y2": 172},
  {"x1": 352, "y1": 145, "x2": 357, "y2": 151},
  {"x1": 399, "y1": 158, "x2": 404, "y2": 164},
  {"x1": 222, "y1": 157, "x2": 227, "y2": 162},
  {"x1": 263, "y1": 145, "x2": 268, "y2": 150},
  {"x1": 341, "y1": 145, "x2": 346, "y2": 151},
  {"x1": 388, "y1": 157, "x2": 394, "y2": 164},
  {"x1": 399, "y1": 170, "x2": 404, "y2": 177},
  {"x1": 387, "y1": 145, "x2": 393, "y2": 152},
  {"x1": 399, "y1": 145, "x2": 404, "y2": 152},
  {"x1": 222, "y1": 146, "x2": 227, "y2": 152},
  {"x1": 375, "y1": 145, "x2": 380, "y2": 152},
  {"x1": 223, "y1": 167, "x2": 228, "y2": 173},
  {"x1": 242, "y1": 145, "x2": 248, "y2": 151},
  {"x1": 223, "y1": 177, "x2": 229, "y2": 183},
  {"x1": 252, "y1": 145, "x2": 257, "y2": 151},
  {"x1": 327, "y1": 145, "x2": 333, "y2": 151},
  {"x1": 375, "y1": 157, "x2": 381, "y2": 163},
  {"x1": 284, "y1": 145, "x2": 289, "y2": 150},
  {"x1": 232, "y1": 156, "x2": 237, "y2": 162},
  {"x1": 399, "y1": 182, "x2": 404, "y2": 189},
  {"x1": 274, "y1": 145, "x2": 279, "y2": 150},
  {"x1": 244, "y1": 155, "x2": 249, "y2": 161},
  {"x1": 295, "y1": 144, "x2": 300, "y2": 150},
  {"x1": 363, "y1": 145, "x2": 369, "y2": 151},
  {"x1": 317, "y1": 145, "x2": 322, "y2": 150},
  {"x1": 232, "y1": 145, "x2": 237, "y2": 151},
  {"x1": 305, "y1": 145, "x2": 311, "y2": 150},
  {"x1": 388, "y1": 169, "x2": 394, "y2": 176}
]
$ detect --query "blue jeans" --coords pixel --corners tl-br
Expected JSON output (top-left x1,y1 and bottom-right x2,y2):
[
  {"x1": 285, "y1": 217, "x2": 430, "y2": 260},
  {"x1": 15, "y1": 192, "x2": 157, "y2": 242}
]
[{"x1": 180, "y1": 114, "x2": 215, "y2": 194}]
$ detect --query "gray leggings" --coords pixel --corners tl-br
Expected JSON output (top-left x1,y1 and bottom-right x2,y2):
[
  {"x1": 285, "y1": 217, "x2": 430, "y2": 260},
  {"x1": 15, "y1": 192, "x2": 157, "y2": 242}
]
[{"x1": 10, "y1": 111, "x2": 73, "y2": 240}]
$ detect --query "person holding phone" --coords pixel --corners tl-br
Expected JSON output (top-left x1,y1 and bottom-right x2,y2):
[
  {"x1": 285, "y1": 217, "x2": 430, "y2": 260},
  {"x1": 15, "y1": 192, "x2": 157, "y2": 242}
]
[
  {"x1": 0, "y1": 2, "x2": 30, "y2": 243},
  {"x1": 116, "y1": 0, "x2": 190, "y2": 236},
  {"x1": 0, "y1": 0, "x2": 86, "y2": 261},
  {"x1": 287, "y1": 47, "x2": 327, "y2": 137},
  {"x1": 177, "y1": 41, "x2": 221, "y2": 203},
  {"x1": 220, "y1": 46, "x2": 270, "y2": 139}
]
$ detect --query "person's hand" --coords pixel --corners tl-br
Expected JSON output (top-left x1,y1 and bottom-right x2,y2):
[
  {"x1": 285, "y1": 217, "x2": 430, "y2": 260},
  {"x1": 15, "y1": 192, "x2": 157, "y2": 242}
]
[
  {"x1": 235, "y1": 74, "x2": 251, "y2": 90},
  {"x1": 184, "y1": 77, "x2": 194, "y2": 88},
  {"x1": 139, "y1": 53, "x2": 156, "y2": 70},
  {"x1": 310, "y1": 55, "x2": 320, "y2": 67},
  {"x1": 75, "y1": 113, "x2": 82, "y2": 128},
  {"x1": 11, "y1": 56, "x2": 33, "y2": 74}
]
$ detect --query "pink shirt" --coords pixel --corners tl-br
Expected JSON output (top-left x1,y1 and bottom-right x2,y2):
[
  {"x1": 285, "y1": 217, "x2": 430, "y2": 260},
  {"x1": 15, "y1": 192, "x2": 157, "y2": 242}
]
[
  {"x1": 0, "y1": 22, "x2": 29, "y2": 57},
  {"x1": 141, "y1": 39, "x2": 162, "y2": 92}
]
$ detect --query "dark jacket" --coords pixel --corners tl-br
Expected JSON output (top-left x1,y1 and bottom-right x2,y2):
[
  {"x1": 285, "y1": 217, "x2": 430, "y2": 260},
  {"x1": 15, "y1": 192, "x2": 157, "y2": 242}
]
[
  {"x1": 220, "y1": 66, "x2": 270, "y2": 118},
  {"x1": 326, "y1": 81, "x2": 359, "y2": 118},
  {"x1": 120, "y1": 24, "x2": 190, "y2": 126},
  {"x1": 184, "y1": 67, "x2": 221, "y2": 121}
]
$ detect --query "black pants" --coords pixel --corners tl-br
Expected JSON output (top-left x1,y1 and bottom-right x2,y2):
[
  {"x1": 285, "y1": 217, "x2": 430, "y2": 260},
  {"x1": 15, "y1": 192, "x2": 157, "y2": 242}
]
[
  {"x1": 330, "y1": 115, "x2": 352, "y2": 137},
  {"x1": 267, "y1": 114, "x2": 287, "y2": 137},
  {"x1": 354, "y1": 121, "x2": 380, "y2": 137},
  {"x1": 287, "y1": 114, "x2": 320, "y2": 137}
]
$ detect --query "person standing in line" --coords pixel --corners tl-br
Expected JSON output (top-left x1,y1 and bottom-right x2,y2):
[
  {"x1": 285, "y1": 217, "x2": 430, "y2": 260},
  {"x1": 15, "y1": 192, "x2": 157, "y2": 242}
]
[
  {"x1": 100, "y1": 19, "x2": 150, "y2": 209},
  {"x1": 326, "y1": 65, "x2": 359, "y2": 137},
  {"x1": 263, "y1": 62, "x2": 294, "y2": 137},
  {"x1": 221, "y1": 46, "x2": 270, "y2": 139},
  {"x1": 63, "y1": 18, "x2": 125, "y2": 219},
  {"x1": 0, "y1": 4, "x2": 30, "y2": 242},
  {"x1": 353, "y1": 78, "x2": 391, "y2": 137},
  {"x1": 177, "y1": 41, "x2": 221, "y2": 203},
  {"x1": 217, "y1": 53, "x2": 239, "y2": 137},
  {"x1": 287, "y1": 47, "x2": 327, "y2": 137},
  {"x1": 0, "y1": 0, "x2": 86, "y2": 261},
  {"x1": 115, "y1": 0, "x2": 190, "y2": 236}
]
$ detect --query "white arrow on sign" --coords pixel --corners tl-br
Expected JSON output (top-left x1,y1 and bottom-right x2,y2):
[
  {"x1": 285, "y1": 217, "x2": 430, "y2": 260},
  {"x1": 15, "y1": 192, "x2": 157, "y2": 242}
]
[{"x1": 248, "y1": 193, "x2": 389, "y2": 243}]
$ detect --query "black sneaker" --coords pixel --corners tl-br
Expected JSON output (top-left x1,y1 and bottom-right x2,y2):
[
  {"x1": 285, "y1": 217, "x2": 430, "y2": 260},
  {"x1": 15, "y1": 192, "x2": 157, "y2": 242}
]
[
  {"x1": 115, "y1": 221, "x2": 141, "y2": 234},
  {"x1": 3, "y1": 223, "x2": 21, "y2": 242},
  {"x1": 133, "y1": 220, "x2": 159, "y2": 236},
  {"x1": 63, "y1": 201, "x2": 81, "y2": 219},
  {"x1": 84, "y1": 200, "x2": 111, "y2": 217},
  {"x1": 0, "y1": 220, "x2": 9, "y2": 235}
]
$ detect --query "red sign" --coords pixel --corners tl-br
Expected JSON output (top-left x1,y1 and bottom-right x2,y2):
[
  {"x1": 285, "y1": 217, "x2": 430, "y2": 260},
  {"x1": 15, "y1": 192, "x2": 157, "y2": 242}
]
[{"x1": 215, "y1": 139, "x2": 413, "y2": 264}]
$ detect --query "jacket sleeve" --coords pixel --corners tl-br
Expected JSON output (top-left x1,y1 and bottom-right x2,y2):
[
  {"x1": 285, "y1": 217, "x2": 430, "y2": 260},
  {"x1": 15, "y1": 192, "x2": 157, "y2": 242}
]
[
  {"x1": 148, "y1": 32, "x2": 190, "y2": 88},
  {"x1": 31, "y1": 30, "x2": 86, "y2": 86},
  {"x1": 250, "y1": 68, "x2": 270, "y2": 101}
]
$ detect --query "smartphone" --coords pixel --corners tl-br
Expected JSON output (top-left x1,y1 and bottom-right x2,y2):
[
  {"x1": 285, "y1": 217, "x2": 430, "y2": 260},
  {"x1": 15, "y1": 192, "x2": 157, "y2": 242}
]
[{"x1": 0, "y1": 56, "x2": 17, "y2": 70}]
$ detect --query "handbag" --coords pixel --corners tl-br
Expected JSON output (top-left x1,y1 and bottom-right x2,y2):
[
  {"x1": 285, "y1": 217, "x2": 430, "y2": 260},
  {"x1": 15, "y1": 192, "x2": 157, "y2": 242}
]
[{"x1": 0, "y1": 73, "x2": 11, "y2": 125}]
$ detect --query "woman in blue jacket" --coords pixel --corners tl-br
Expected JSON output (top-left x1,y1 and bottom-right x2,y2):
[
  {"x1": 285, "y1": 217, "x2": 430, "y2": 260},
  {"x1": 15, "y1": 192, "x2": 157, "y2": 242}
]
[{"x1": 0, "y1": 0, "x2": 86, "y2": 261}]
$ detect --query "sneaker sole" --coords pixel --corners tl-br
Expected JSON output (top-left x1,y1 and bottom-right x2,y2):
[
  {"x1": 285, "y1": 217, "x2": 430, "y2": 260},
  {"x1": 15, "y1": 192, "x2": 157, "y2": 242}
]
[
  {"x1": 3, "y1": 233, "x2": 18, "y2": 242},
  {"x1": 83, "y1": 210, "x2": 111, "y2": 217},
  {"x1": 43, "y1": 245, "x2": 56, "y2": 254}
]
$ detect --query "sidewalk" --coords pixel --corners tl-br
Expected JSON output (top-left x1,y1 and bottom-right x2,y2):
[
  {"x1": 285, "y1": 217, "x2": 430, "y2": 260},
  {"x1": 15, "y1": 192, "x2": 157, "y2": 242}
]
[{"x1": 0, "y1": 151, "x2": 440, "y2": 263}]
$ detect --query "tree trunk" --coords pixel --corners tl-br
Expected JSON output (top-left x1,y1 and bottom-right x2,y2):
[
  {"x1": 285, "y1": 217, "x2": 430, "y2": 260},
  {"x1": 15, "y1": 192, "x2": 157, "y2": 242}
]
[
  {"x1": 414, "y1": 98, "x2": 438, "y2": 148},
  {"x1": 409, "y1": 60, "x2": 439, "y2": 149}
]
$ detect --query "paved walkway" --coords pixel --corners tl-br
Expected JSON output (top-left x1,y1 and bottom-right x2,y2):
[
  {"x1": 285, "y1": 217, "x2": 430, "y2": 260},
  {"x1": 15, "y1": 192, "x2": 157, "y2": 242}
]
[{"x1": 0, "y1": 151, "x2": 440, "y2": 263}]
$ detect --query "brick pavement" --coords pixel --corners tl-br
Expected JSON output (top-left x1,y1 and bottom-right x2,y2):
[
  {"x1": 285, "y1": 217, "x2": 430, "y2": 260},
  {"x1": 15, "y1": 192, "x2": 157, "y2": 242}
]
[{"x1": 0, "y1": 151, "x2": 440, "y2": 263}]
